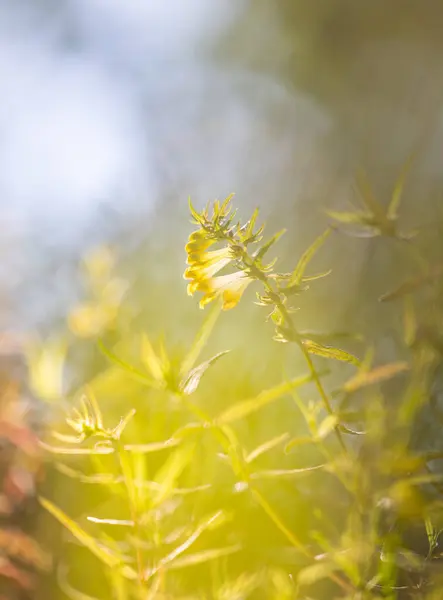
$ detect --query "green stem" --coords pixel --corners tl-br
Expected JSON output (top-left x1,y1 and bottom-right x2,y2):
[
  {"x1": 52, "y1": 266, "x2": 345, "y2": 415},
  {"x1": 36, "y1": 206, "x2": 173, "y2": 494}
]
[
  {"x1": 115, "y1": 440, "x2": 145, "y2": 590},
  {"x1": 248, "y1": 256, "x2": 348, "y2": 455}
]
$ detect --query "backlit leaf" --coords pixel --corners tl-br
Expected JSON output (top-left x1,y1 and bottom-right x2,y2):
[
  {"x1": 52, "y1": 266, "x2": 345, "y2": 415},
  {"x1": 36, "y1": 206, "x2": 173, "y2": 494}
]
[
  {"x1": 250, "y1": 464, "x2": 324, "y2": 480},
  {"x1": 387, "y1": 155, "x2": 414, "y2": 221},
  {"x1": 289, "y1": 229, "x2": 331, "y2": 287},
  {"x1": 245, "y1": 433, "x2": 290, "y2": 464},
  {"x1": 165, "y1": 544, "x2": 241, "y2": 570},
  {"x1": 180, "y1": 350, "x2": 229, "y2": 395},
  {"x1": 216, "y1": 372, "x2": 315, "y2": 425},
  {"x1": 343, "y1": 362, "x2": 409, "y2": 393},
  {"x1": 98, "y1": 340, "x2": 155, "y2": 388},
  {"x1": 302, "y1": 340, "x2": 360, "y2": 366},
  {"x1": 145, "y1": 511, "x2": 229, "y2": 579},
  {"x1": 255, "y1": 229, "x2": 286, "y2": 260}
]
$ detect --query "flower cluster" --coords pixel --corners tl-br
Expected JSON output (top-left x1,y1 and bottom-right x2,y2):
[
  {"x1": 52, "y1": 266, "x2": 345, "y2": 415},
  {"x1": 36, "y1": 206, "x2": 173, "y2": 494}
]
[{"x1": 184, "y1": 197, "x2": 256, "y2": 310}]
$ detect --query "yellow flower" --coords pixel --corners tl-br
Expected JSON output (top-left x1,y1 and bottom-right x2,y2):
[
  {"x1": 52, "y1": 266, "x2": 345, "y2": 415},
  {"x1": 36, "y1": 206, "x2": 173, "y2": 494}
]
[
  {"x1": 184, "y1": 230, "x2": 215, "y2": 254},
  {"x1": 185, "y1": 247, "x2": 233, "y2": 293},
  {"x1": 194, "y1": 271, "x2": 253, "y2": 310}
]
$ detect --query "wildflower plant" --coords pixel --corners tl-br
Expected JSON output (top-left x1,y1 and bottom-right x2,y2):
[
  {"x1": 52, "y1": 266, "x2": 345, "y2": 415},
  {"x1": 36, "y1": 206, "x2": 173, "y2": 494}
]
[{"x1": 34, "y1": 180, "x2": 443, "y2": 599}]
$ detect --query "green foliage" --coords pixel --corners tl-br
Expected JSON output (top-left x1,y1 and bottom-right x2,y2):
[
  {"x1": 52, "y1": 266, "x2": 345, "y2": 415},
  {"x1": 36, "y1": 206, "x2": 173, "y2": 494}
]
[{"x1": 33, "y1": 186, "x2": 443, "y2": 599}]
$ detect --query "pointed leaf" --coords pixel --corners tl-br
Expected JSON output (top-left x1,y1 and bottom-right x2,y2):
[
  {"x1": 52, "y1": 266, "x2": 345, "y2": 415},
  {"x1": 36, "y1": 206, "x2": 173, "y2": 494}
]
[
  {"x1": 144, "y1": 511, "x2": 228, "y2": 579},
  {"x1": 188, "y1": 196, "x2": 202, "y2": 224},
  {"x1": 325, "y1": 210, "x2": 370, "y2": 225},
  {"x1": 387, "y1": 155, "x2": 414, "y2": 221},
  {"x1": 302, "y1": 340, "x2": 360, "y2": 366},
  {"x1": 343, "y1": 361, "x2": 409, "y2": 393},
  {"x1": 180, "y1": 350, "x2": 229, "y2": 395},
  {"x1": 284, "y1": 436, "x2": 316, "y2": 454},
  {"x1": 112, "y1": 409, "x2": 136, "y2": 440},
  {"x1": 245, "y1": 433, "x2": 290, "y2": 464},
  {"x1": 255, "y1": 229, "x2": 286, "y2": 260},
  {"x1": 39, "y1": 441, "x2": 115, "y2": 455},
  {"x1": 216, "y1": 372, "x2": 315, "y2": 425},
  {"x1": 124, "y1": 437, "x2": 180, "y2": 454},
  {"x1": 165, "y1": 545, "x2": 241, "y2": 570},
  {"x1": 250, "y1": 464, "x2": 324, "y2": 480},
  {"x1": 302, "y1": 269, "x2": 332, "y2": 282},
  {"x1": 289, "y1": 229, "x2": 331, "y2": 287},
  {"x1": 98, "y1": 340, "x2": 155, "y2": 388},
  {"x1": 39, "y1": 497, "x2": 124, "y2": 568},
  {"x1": 87, "y1": 517, "x2": 134, "y2": 527}
]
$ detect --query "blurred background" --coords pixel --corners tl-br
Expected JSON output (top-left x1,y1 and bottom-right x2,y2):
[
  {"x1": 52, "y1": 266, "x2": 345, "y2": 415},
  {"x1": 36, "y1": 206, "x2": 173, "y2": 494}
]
[
  {"x1": 1, "y1": 1, "x2": 443, "y2": 598},
  {"x1": 1, "y1": 0, "x2": 441, "y2": 335}
]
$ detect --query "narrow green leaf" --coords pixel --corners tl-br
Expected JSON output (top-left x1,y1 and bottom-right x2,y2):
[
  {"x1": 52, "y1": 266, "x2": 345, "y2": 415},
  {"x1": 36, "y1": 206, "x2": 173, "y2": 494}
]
[
  {"x1": 289, "y1": 229, "x2": 331, "y2": 287},
  {"x1": 325, "y1": 210, "x2": 370, "y2": 225},
  {"x1": 387, "y1": 155, "x2": 414, "y2": 221},
  {"x1": 245, "y1": 433, "x2": 290, "y2": 464},
  {"x1": 39, "y1": 441, "x2": 115, "y2": 455},
  {"x1": 98, "y1": 340, "x2": 155, "y2": 388},
  {"x1": 343, "y1": 361, "x2": 409, "y2": 393},
  {"x1": 255, "y1": 229, "x2": 286, "y2": 260},
  {"x1": 180, "y1": 350, "x2": 229, "y2": 395},
  {"x1": 124, "y1": 437, "x2": 180, "y2": 454},
  {"x1": 112, "y1": 409, "x2": 136, "y2": 440},
  {"x1": 244, "y1": 207, "x2": 260, "y2": 239},
  {"x1": 188, "y1": 196, "x2": 202, "y2": 223},
  {"x1": 39, "y1": 497, "x2": 123, "y2": 568},
  {"x1": 216, "y1": 372, "x2": 315, "y2": 425},
  {"x1": 302, "y1": 269, "x2": 332, "y2": 282},
  {"x1": 87, "y1": 517, "x2": 134, "y2": 527},
  {"x1": 250, "y1": 464, "x2": 325, "y2": 479},
  {"x1": 144, "y1": 511, "x2": 228, "y2": 579},
  {"x1": 165, "y1": 544, "x2": 241, "y2": 570},
  {"x1": 302, "y1": 340, "x2": 360, "y2": 367},
  {"x1": 180, "y1": 301, "x2": 222, "y2": 377},
  {"x1": 284, "y1": 436, "x2": 315, "y2": 454}
]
